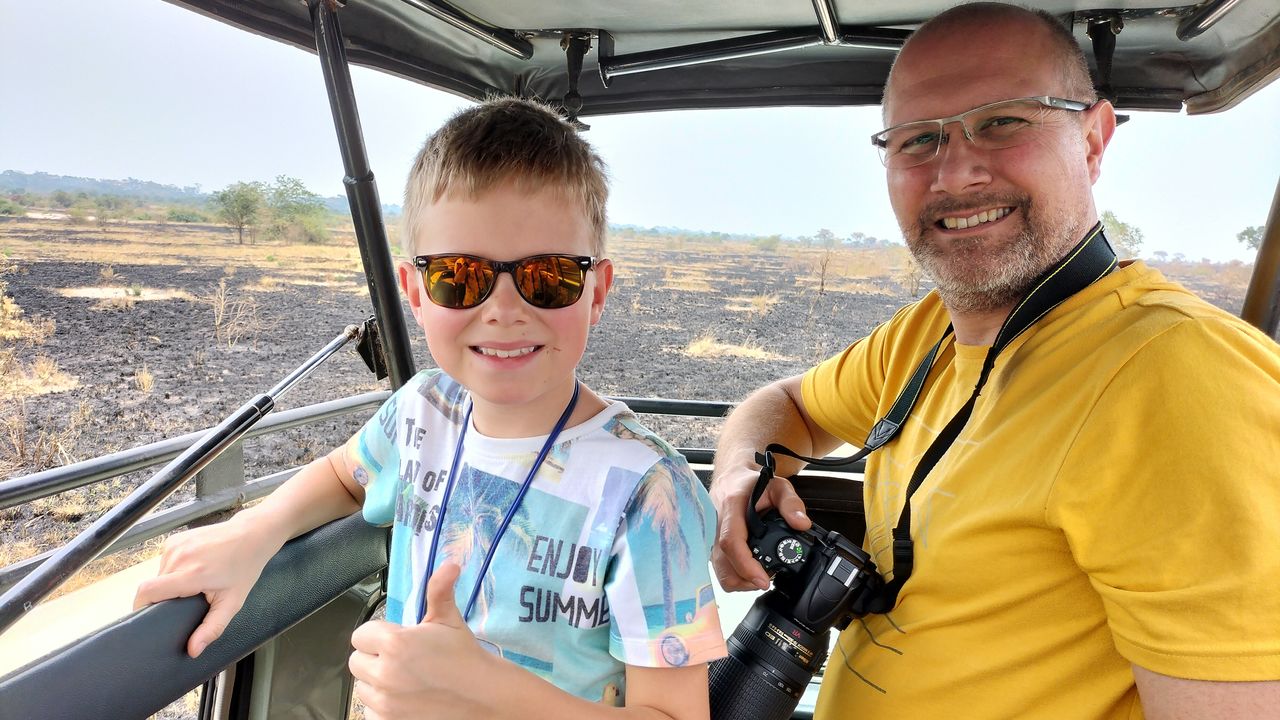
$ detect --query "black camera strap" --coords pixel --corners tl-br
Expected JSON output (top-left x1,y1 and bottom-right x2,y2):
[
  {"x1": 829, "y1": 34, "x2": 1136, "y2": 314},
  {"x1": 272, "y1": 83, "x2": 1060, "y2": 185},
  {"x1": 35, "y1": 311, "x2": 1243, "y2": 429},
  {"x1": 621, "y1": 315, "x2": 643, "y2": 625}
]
[{"x1": 758, "y1": 223, "x2": 1116, "y2": 614}]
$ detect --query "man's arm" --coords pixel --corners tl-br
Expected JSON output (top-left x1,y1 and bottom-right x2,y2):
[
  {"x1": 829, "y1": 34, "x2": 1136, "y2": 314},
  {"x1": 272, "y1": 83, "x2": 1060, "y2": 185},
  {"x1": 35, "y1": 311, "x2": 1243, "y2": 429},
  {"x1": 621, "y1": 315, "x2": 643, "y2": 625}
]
[
  {"x1": 709, "y1": 374, "x2": 843, "y2": 590},
  {"x1": 1134, "y1": 665, "x2": 1280, "y2": 719}
]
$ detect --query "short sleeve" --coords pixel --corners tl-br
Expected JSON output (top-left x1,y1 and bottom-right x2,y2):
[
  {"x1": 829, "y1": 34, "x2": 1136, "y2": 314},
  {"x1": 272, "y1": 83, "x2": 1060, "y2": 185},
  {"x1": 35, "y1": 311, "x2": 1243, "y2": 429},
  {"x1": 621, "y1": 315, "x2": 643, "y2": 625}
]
[
  {"x1": 1051, "y1": 318, "x2": 1280, "y2": 680},
  {"x1": 604, "y1": 457, "x2": 727, "y2": 668},
  {"x1": 343, "y1": 387, "x2": 407, "y2": 527}
]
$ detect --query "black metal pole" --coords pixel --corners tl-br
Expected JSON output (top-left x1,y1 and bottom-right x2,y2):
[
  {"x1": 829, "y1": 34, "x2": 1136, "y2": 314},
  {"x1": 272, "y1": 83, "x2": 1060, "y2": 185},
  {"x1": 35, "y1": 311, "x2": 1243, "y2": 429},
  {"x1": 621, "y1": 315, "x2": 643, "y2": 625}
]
[
  {"x1": 1242, "y1": 175, "x2": 1280, "y2": 338},
  {"x1": 310, "y1": 0, "x2": 416, "y2": 389},
  {"x1": 0, "y1": 326, "x2": 361, "y2": 636}
]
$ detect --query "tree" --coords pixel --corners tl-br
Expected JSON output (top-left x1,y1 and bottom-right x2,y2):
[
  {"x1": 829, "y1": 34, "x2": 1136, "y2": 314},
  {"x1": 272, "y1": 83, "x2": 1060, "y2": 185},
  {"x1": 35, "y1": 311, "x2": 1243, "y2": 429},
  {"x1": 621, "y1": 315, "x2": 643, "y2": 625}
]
[
  {"x1": 815, "y1": 228, "x2": 839, "y2": 248},
  {"x1": 211, "y1": 182, "x2": 265, "y2": 244},
  {"x1": 1100, "y1": 210, "x2": 1144, "y2": 258},
  {"x1": 264, "y1": 175, "x2": 328, "y2": 243},
  {"x1": 1237, "y1": 225, "x2": 1264, "y2": 251}
]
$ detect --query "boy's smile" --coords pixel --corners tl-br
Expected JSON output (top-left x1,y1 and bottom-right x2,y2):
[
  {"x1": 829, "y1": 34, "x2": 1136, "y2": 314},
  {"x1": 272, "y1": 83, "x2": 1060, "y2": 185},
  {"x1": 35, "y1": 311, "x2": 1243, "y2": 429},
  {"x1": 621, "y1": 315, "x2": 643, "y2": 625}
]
[{"x1": 399, "y1": 180, "x2": 613, "y2": 438}]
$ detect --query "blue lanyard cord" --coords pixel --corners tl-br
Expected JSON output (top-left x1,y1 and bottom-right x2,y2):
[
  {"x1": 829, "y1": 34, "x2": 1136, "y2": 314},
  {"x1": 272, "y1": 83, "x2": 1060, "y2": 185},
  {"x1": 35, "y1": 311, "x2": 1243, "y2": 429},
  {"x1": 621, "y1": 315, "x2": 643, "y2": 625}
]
[{"x1": 415, "y1": 381, "x2": 582, "y2": 624}]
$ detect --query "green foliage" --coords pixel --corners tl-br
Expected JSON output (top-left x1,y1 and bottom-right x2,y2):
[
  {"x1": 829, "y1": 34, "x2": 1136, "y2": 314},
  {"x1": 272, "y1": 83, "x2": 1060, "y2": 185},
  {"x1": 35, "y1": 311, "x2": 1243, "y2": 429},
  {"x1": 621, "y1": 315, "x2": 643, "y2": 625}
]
[
  {"x1": 0, "y1": 198, "x2": 22, "y2": 216},
  {"x1": 1237, "y1": 226, "x2": 1264, "y2": 251},
  {"x1": 1100, "y1": 210, "x2": 1144, "y2": 258},
  {"x1": 751, "y1": 235, "x2": 781, "y2": 252},
  {"x1": 166, "y1": 208, "x2": 207, "y2": 223},
  {"x1": 262, "y1": 175, "x2": 329, "y2": 243},
  {"x1": 211, "y1": 182, "x2": 266, "y2": 243},
  {"x1": 815, "y1": 228, "x2": 839, "y2": 248}
]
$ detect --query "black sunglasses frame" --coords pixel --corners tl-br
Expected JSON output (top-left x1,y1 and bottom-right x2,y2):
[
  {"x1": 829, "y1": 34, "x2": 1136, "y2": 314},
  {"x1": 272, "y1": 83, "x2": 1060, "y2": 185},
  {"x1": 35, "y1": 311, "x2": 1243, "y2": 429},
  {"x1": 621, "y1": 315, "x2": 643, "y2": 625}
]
[{"x1": 412, "y1": 253, "x2": 597, "y2": 309}]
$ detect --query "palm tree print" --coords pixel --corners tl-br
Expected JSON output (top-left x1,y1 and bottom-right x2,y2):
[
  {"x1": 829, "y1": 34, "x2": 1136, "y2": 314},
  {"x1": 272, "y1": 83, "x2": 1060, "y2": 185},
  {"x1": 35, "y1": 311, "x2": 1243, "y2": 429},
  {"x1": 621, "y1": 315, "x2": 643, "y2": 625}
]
[{"x1": 438, "y1": 463, "x2": 537, "y2": 630}]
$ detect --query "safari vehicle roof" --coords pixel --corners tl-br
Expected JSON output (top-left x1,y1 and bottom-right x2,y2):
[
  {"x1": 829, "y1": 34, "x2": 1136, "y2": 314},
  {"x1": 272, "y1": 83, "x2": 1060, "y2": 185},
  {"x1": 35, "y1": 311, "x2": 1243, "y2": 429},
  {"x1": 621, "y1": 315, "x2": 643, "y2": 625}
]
[{"x1": 169, "y1": 0, "x2": 1280, "y2": 115}]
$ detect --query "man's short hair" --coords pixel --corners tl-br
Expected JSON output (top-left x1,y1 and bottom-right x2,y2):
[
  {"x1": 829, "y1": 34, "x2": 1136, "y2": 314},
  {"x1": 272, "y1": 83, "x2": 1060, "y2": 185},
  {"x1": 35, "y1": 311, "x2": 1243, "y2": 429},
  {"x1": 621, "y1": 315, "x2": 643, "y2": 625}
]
[
  {"x1": 886, "y1": 3, "x2": 1098, "y2": 108},
  {"x1": 401, "y1": 96, "x2": 609, "y2": 258}
]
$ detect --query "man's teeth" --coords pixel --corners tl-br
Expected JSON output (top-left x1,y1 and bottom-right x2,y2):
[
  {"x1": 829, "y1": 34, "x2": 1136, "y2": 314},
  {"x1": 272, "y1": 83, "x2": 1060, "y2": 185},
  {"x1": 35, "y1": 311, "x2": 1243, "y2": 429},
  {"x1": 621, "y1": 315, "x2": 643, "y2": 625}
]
[
  {"x1": 942, "y1": 207, "x2": 1011, "y2": 230},
  {"x1": 477, "y1": 346, "x2": 536, "y2": 358}
]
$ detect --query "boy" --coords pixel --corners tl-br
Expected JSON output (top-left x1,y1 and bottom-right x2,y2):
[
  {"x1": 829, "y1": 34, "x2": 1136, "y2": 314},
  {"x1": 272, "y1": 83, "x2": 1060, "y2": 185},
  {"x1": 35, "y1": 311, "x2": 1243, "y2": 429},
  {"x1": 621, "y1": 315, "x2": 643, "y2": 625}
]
[{"x1": 135, "y1": 97, "x2": 726, "y2": 719}]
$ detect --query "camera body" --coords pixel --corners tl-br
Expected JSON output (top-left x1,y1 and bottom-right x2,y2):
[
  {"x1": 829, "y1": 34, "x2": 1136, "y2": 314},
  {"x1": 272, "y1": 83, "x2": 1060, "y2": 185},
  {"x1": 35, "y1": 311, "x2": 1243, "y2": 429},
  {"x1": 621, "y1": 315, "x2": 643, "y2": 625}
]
[
  {"x1": 709, "y1": 467, "x2": 883, "y2": 720},
  {"x1": 748, "y1": 511, "x2": 881, "y2": 634}
]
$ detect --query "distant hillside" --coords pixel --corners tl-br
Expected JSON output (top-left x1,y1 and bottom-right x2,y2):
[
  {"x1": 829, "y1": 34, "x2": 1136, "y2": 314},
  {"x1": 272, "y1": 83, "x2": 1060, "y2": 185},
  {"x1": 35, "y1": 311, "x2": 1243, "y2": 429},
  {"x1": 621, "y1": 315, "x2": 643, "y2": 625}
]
[
  {"x1": 0, "y1": 170, "x2": 402, "y2": 216},
  {"x1": 0, "y1": 170, "x2": 204, "y2": 203}
]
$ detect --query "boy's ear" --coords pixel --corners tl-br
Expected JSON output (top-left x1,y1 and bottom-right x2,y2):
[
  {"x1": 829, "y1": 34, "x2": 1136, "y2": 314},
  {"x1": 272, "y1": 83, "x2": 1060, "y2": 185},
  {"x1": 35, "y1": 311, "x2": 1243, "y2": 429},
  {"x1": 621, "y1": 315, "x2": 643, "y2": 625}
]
[
  {"x1": 588, "y1": 258, "x2": 614, "y2": 326},
  {"x1": 397, "y1": 260, "x2": 426, "y2": 324}
]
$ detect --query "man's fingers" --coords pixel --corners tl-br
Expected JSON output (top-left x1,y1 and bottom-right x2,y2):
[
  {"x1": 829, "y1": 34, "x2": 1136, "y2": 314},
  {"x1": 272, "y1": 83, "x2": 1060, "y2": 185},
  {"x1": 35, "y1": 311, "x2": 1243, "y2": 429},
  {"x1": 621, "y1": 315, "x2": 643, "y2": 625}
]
[
  {"x1": 423, "y1": 561, "x2": 464, "y2": 628},
  {"x1": 713, "y1": 508, "x2": 770, "y2": 591},
  {"x1": 766, "y1": 477, "x2": 812, "y2": 531}
]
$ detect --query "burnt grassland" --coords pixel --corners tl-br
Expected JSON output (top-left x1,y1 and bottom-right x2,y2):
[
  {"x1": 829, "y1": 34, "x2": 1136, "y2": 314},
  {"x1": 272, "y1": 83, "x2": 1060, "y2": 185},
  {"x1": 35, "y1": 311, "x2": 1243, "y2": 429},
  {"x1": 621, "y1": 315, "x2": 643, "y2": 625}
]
[{"x1": 0, "y1": 214, "x2": 1252, "y2": 594}]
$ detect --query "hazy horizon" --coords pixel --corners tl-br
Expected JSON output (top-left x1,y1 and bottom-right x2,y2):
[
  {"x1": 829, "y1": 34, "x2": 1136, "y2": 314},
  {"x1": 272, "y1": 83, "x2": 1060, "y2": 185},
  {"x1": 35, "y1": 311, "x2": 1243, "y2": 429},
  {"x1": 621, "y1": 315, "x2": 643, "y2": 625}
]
[{"x1": 2, "y1": 1, "x2": 1277, "y2": 262}]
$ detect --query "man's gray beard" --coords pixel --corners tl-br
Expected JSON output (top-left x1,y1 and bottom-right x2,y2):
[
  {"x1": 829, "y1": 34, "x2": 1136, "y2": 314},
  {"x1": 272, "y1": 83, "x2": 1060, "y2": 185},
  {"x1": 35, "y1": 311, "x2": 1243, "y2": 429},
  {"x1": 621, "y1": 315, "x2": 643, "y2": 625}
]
[{"x1": 906, "y1": 203, "x2": 1077, "y2": 315}]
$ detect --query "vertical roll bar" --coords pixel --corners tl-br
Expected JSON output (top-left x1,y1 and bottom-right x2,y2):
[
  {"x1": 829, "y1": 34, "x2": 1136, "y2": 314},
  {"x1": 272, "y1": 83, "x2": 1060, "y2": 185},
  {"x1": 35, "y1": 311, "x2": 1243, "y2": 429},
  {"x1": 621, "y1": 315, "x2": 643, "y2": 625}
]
[
  {"x1": 309, "y1": 0, "x2": 416, "y2": 388},
  {"x1": 1241, "y1": 175, "x2": 1280, "y2": 338}
]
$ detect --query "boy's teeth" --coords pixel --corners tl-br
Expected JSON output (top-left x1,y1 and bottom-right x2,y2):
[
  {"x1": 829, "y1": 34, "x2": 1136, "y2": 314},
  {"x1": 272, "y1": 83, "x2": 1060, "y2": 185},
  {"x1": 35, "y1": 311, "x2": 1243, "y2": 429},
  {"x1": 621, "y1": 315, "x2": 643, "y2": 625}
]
[
  {"x1": 477, "y1": 346, "x2": 536, "y2": 359},
  {"x1": 943, "y1": 207, "x2": 1010, "y2": 230}
]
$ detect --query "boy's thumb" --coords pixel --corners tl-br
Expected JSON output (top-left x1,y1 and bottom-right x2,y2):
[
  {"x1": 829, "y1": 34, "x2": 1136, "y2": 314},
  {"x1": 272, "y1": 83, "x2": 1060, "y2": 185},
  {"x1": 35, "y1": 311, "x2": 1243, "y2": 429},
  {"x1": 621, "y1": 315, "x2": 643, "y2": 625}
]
[{"x1": 422, "y1": 561, "x2": 465, "y2": 628}]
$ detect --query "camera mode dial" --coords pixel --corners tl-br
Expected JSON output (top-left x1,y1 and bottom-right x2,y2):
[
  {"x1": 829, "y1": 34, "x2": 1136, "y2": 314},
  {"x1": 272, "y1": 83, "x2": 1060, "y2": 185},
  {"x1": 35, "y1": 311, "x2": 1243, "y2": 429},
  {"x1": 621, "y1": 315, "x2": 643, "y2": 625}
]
[{"x1": 776, "y1": 537, "x2": 805, "y2": 565}]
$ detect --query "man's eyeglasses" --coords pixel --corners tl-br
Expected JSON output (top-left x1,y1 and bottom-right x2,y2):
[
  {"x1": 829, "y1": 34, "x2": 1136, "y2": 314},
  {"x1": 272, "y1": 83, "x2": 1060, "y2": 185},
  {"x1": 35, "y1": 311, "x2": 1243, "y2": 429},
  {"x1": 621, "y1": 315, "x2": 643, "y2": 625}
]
[
  {"x1": 412, "y1": 253, "x2": 596, "y2": 310},
  {"x1": 871, "y1": 96, "x2": 1093, "y2": 169}
]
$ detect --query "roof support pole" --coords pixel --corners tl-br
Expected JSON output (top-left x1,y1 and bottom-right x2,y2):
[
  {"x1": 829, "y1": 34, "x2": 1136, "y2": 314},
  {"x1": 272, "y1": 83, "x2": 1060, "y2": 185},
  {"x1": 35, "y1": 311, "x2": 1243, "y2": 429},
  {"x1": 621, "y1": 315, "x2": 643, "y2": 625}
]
[
  {"x1": 811, "y1": 0, "x2": 841, "y2": 44},
  {"x1": 310, "y1": 0, "x2": 416, "y2": 388},
  {"x1": 1241, "y1": 174, "x2": 1280, "y2": 338}
]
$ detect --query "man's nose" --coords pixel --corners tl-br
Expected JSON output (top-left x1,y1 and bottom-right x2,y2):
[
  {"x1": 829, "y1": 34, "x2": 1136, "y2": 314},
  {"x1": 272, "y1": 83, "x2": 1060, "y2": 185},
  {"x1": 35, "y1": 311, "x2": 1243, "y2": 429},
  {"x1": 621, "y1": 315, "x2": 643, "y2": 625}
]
[{"x1": 928, "y1": 121, "x2": 992, "y2": 196}]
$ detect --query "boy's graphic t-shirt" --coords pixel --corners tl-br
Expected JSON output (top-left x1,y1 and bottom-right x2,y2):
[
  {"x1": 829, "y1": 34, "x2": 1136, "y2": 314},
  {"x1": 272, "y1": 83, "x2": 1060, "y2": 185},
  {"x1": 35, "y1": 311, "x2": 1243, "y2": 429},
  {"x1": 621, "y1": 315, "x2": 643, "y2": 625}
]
[{"x1": 344, "y1": 370, "x2": 726, "y2": 704}]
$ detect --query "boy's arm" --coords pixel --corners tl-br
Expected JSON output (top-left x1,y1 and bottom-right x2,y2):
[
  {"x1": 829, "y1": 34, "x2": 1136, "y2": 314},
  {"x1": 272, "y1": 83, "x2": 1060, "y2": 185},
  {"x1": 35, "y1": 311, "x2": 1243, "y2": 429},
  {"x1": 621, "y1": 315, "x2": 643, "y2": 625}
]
[
  {"x1": 350, "y1": 563, "x2": 710, "y2": 720},
  {"x1": 133, "y1": 445, "x2": 365, "y2": 657}
]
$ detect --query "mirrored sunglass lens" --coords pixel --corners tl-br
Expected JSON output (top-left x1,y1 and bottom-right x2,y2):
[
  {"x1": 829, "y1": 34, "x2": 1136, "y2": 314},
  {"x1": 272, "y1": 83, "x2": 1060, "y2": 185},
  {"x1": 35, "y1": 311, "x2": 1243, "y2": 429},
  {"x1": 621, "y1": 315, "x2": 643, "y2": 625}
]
[
  {"x1": 516, "y1": 256, "x2": 586, "y2": 308},
  {"x1": 425, "y1": 256, "x2": 494, "y2": 308}
]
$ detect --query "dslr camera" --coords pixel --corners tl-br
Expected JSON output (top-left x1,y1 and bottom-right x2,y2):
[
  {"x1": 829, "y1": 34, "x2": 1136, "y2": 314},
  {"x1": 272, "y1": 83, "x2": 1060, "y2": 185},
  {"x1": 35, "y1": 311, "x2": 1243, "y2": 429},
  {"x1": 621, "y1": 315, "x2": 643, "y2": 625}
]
[{"x1": 708, "y1": 454, "x2": 882, "y2": 720}]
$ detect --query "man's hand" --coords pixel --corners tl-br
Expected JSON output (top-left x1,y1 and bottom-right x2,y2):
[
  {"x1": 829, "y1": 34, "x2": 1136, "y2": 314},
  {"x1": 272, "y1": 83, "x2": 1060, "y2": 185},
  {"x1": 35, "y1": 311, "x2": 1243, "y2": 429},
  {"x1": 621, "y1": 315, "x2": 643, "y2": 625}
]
[
  {"x1": 709, "y1": 465, "x2": 811, "y2": 592},
  {"x1": 132, "y1": 517, "x2": 283, "y2": 658},
  {"x1": 350, "y1": 562, "x2": 499, "y2": 720}
]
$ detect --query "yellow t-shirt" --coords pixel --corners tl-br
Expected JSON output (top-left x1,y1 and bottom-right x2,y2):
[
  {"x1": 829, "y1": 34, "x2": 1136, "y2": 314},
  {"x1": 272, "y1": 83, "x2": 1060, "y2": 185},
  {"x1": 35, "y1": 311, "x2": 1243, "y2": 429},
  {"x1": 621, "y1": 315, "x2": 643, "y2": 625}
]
[{"x1": 801, "y1": 262, "x2": 1280, "y2": 719}]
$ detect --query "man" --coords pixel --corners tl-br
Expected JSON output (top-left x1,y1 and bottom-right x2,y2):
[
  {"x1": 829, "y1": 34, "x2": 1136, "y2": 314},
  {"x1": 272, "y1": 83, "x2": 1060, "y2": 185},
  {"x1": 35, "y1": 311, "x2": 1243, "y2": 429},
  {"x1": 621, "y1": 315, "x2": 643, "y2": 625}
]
[{"x1": 710, "y1": 4, "x2": 1280, "y2": 718}]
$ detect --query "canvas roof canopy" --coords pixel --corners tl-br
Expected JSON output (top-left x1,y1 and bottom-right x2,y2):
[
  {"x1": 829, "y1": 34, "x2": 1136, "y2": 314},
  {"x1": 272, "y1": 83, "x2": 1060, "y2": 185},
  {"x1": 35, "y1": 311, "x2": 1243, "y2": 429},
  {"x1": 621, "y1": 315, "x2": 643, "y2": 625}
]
[{"x1": 167, "y1": 0, "x2": 1280, "y2": 116}]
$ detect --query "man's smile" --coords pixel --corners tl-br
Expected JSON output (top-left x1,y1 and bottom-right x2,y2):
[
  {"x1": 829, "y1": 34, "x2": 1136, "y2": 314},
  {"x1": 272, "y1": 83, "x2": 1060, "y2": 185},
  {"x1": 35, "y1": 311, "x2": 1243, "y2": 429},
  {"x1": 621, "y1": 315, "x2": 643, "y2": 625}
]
[{"x1": 938, "y1": 206, "x2": 1013, "y2": 231}]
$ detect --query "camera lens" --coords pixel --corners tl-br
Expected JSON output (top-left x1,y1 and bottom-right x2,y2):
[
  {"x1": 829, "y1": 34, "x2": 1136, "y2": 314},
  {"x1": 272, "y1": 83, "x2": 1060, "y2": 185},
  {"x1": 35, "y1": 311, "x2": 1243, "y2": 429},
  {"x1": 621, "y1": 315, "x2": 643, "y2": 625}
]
[{"x1": 709, "y1": 591, "x2": 830, "y2": 720}]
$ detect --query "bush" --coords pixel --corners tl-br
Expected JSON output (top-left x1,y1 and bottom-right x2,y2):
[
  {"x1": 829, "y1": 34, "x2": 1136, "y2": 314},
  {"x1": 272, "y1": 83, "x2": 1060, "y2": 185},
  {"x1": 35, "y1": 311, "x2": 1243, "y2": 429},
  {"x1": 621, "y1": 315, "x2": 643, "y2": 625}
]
[
  {"x1": 166, "y1": 208, "x2": 207, "y2": 223},
  {"x1": 0, "y1": 198, "x2": 22, "y2": 216}
]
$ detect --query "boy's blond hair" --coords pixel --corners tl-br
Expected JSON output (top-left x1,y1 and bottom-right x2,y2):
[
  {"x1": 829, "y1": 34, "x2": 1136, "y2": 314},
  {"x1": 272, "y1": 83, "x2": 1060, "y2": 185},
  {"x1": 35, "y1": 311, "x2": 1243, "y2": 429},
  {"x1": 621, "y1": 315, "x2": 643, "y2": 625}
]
[{"x1": 401, "y1": 96, "x2": 609, "y2": 258}]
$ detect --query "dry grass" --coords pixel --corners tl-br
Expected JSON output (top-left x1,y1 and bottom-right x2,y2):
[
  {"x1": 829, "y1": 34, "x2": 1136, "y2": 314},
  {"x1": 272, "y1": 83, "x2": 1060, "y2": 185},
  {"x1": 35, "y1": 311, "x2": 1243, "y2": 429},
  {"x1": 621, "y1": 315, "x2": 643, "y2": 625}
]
[
  {"x1": 1, "y1": 396, "x2": 91, "y2": 474},
  {"x1": 203, "y1": 277, "x2": 266, "y2": 349},
  {"x1": 725, "y1": 293, "x2": 780, "y2": 316},
  {"x1": 135, "y1": 364, "x2": 155, "y2": 393},
  {"x1": 683, "y1": 333, "x2": 788, "y2": 361}
]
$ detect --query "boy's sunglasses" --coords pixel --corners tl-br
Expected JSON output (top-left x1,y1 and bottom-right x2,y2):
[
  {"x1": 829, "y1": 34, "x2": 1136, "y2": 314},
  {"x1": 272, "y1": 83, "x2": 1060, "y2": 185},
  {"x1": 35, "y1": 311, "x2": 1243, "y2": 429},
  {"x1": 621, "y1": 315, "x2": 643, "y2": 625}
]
[{"x1": 412, "y1": 253, "x2": 596, "y2": 310}]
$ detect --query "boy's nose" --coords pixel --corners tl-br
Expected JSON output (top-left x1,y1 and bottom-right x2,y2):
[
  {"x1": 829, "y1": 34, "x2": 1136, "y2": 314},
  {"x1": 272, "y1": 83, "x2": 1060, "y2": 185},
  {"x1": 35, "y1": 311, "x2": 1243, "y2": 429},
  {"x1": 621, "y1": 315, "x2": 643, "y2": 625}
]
[{"x1": 479, "y1": 274, "x2": 529, "y2": 323}]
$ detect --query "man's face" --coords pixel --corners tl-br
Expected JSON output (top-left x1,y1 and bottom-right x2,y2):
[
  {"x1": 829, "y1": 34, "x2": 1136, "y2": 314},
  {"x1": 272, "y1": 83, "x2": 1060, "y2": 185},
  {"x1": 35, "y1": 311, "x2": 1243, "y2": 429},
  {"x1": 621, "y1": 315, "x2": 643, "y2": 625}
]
[{"x1": 882, "y1": 20, "x2": 1111, "y2": 315}]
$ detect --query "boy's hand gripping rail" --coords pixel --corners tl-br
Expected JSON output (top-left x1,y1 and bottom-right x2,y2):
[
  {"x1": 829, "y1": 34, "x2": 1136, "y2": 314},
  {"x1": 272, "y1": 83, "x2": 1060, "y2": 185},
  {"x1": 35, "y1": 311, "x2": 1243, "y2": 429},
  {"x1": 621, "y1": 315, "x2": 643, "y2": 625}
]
[{"x1": 0, "y1": 324, "x2": 365, "y2": 636}]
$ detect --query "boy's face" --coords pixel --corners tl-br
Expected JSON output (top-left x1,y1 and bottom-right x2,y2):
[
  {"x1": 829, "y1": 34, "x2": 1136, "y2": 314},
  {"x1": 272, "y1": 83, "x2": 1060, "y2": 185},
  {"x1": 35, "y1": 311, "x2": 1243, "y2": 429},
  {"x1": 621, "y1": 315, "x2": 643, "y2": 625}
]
[{"x1": 397, "y1": 181, "x2": 612, "y2": 436}]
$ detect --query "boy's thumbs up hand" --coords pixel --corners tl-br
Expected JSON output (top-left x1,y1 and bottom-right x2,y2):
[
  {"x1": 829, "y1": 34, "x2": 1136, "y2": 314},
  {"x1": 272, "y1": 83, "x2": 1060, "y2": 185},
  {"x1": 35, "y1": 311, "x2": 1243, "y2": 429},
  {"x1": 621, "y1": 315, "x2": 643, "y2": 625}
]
[
  {"x1": 423, "y1": 561, "x2": 465, "y2": 629},
  {"x1": 349, "y1": 562, "x2": 493, "y2": 719}
]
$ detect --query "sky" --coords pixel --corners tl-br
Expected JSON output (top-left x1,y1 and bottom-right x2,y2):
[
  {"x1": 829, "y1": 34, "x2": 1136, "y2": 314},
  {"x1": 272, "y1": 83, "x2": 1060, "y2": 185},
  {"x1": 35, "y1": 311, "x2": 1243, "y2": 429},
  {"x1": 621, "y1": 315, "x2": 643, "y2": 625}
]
[{"x1": 1, "y1": 1, "x2": 1277, "y2": 262}]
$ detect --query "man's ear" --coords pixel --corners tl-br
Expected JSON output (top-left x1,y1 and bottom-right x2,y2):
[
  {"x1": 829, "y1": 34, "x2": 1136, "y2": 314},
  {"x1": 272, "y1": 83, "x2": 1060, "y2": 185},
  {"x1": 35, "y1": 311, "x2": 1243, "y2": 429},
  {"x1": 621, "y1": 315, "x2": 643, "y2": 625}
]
[
  {"x1": 397, "y1": 260, "x2": 426, "y2": 325},
  {"x1": 588, "y1": 258, "x2": 614, "y2": 326},
  {"x1": 1083, "y1": 100, "x2": 1116, "y2": 184}
]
